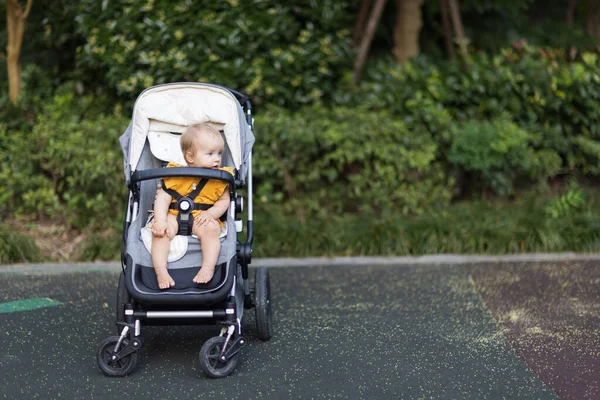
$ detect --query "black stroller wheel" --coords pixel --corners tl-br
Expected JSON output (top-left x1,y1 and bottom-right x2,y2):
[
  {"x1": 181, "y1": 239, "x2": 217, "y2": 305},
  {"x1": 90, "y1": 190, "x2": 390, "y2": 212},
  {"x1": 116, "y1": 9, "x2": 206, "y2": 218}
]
[
  {"x1": 254, "y1": 267, "x2": 273, "y2": 341},
  {"x1": 198, "y1": 336, "x2": 239, "y2": 378},
  {"x1": 96, "y1": 336, "x2": 139, "y2": 377},
  {"x1": 115, "y1": 272, "x2": 132, "y2": 334}
]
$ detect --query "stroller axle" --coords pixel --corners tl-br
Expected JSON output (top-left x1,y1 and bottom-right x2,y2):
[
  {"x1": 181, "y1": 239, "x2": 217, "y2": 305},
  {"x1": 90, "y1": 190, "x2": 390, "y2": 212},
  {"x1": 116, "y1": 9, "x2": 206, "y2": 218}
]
[{"x1": 131, "y1": 310, "x2": 231, "y2": 319}]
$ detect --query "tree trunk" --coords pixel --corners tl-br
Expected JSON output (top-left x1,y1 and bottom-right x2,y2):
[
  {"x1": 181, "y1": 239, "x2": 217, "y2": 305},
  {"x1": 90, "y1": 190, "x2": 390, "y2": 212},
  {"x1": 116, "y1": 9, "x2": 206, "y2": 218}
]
[
  {"x1": 6, "y1": 0, "x2": 33, "y2": 104},
  {"x1": 440, "y1": 0, "x2": 455, "y2": 59},
  {"x1": 353, "y1": 0, "x2": 387, "y2": 82},
  {"x1": 587, "y1": 0, "x2": 600, "y2": 40},
  {"x1": 352, "y1": 0, "x2": 372, "y2": 47},
  {"x1": 567, "y1": 0, "x2": 577, "y2": 27},
  {"x1": 392, "y1": 0, "x2": 425, "y2": 64},
  {"x1": 447, "y1": 0, "x2": 469, "y2": 66}
]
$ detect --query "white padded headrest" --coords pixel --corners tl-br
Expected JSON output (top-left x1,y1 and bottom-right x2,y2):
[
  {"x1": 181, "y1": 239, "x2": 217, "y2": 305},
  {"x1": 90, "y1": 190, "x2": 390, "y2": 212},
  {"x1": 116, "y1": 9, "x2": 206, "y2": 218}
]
[
  {"x1": 130, "y1": 84, "x2": 241, "y2": 171},
  {"x1": 147, "y1": 120, "x2": 226, "y2": 165}
]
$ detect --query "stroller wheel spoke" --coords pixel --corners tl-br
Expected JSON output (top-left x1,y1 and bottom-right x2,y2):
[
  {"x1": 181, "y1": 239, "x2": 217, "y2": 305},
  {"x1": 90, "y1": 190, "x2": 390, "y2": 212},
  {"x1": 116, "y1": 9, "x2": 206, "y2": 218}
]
[
  {"x1": 96, "y1": 336, "x2": 139, "y2": 377},
  {"x1": 199, "y1": 336, "x2": 239, "y2": 378}
]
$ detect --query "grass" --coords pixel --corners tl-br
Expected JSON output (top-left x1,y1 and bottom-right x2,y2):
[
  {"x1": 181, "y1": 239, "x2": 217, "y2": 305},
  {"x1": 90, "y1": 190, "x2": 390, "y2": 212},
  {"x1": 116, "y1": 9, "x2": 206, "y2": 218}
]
[
  {"x1": 1, "y1": 188, "x2": 599, "y2": 263},
  {"x1": 0, "y1": 224, "x2": 41, "y2": 264},
  {"x1": 254, "y1": 189, "x2": 600, "y2": 258}
]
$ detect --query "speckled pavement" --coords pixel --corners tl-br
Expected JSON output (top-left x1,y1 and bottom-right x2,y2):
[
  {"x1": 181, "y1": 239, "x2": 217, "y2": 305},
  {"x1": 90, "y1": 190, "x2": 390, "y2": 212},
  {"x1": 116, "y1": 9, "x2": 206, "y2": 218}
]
[{"x1": 1, "y1": 260, "x2": 596, "y2": 399}]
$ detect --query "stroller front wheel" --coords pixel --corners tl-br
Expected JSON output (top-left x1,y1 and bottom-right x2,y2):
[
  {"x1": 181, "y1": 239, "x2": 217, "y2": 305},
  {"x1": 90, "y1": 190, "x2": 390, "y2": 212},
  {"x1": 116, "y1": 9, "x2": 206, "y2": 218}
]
[
  {"x1": 198, "y1": 336, "x2": 240, "y2": 378},
  {"x1": 96, "y1": 336, "x2": 139, "y2": 377}
]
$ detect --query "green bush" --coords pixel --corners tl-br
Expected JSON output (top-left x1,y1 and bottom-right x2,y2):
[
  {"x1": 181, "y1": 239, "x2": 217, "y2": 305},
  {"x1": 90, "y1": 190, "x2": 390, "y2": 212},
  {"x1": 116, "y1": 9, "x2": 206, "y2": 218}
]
[
  {"x1": 74, "y1": 0, "x2": 353, "y2": 107},
  {"x1": 0, "y1": 224, "x2": 41, "y2": 264},
  {"x1": 448, "y1": 116, "x2": 562, "y2": 195},
  {"x1": 0, "y1": 88, "x2": 130, "y2": 229},
  {"x1": 254, "y1": 104, "x2": 454, "y2": 217},
  {"x1": 253, "y1": 186, "x2": 600, "y2": 258},
  {"x1": 338, "y1": 45, "x2": 600, "y2": 197}
]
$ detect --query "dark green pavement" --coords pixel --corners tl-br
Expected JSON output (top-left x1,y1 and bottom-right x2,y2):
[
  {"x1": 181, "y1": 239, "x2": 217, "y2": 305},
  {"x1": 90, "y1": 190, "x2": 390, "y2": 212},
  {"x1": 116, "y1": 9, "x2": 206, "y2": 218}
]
[{"x1": 0, "y1": 261, "x2": 583, "y2": 399}]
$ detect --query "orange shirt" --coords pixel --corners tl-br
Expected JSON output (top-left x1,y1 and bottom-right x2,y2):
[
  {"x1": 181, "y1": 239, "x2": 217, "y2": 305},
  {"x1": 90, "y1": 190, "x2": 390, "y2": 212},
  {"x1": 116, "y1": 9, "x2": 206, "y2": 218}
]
[{"x1": 163, "y1": 162, "x2": 233, "y2": 224}]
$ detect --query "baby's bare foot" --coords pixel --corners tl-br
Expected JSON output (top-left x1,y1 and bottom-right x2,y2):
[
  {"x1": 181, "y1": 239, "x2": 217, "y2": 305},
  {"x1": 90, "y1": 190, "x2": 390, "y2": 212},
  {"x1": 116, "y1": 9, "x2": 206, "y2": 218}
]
[
  {"x1": 193, "y1": 266, "x2": 215, "y2": 284},
  {"x1": 156, "y1": 270, "x2": 175, "y2": 289}
]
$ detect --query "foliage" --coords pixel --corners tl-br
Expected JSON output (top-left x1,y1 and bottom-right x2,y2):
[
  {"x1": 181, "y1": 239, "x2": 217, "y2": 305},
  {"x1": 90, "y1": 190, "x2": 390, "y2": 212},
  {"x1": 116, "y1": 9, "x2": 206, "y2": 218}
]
[
  {"x1": 544, "y1": 182, "x2": 585, "y2": 219},
  {"x1": 254, "y1": 104, "x2": 454, "y2": 218},
  {"x1": 0, "y1": 0, "x2": 82, "y2": 84},
  {"x1": 2, "y1": 1, "x2": 600, "y2": 262},
  {"x1": 252, "y1": 185, "x2": 600, "y2": 257},
  {"x1": 0, "y1": 86, "x2": 130, "y2": 229},
  {"x1": 339, "y1": 44, "x2": 600, "y2": 197},
  {"x1": 74, "y1": 0, "x2": 354, "y2": 107},
  {"x1": 0, "y1": 223, "x2": 41, "y2": 264},
  {"x1": 448, "y1": 116, "x2": 561, "y2": 195}
]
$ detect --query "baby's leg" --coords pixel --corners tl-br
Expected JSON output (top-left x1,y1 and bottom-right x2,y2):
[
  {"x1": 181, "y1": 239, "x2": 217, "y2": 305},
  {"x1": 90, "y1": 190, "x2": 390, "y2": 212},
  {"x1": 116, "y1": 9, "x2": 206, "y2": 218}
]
[
  {"x1": 192, "y1": 220, "x2": 221, "y2": 284},
  {"x1": 151, "y1": 214, "x2": 178, "y2": 289}
]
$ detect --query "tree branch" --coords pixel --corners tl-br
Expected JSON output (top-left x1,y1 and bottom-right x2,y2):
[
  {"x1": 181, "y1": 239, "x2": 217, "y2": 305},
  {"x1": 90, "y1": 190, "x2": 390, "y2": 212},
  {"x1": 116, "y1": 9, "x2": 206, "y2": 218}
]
[
  {"x1": 440, "y1": 0, "x2": 455, "y2": 59},
  {"x1": 567, "y1": 0, "x2": 577, "y2": 26},
  {"x1": 353, "y1": 0, "x2": 387, "y2": 82},
  {"x1": 22, "y1": 0, "x2": 33, "y2": 19},
  {"x1": 352, "y1": 0, "x2": 372, "y2": 47},
  {"x1": 448, "y1": 0, "x2": 469, "y2": 66}
]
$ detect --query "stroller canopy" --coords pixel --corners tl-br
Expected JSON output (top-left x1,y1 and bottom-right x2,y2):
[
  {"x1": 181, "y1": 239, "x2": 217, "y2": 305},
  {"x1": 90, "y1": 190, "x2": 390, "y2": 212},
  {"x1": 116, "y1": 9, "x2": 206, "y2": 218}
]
[{"x1": 120, "y1": 83, "x2": 255, "y2": 181}]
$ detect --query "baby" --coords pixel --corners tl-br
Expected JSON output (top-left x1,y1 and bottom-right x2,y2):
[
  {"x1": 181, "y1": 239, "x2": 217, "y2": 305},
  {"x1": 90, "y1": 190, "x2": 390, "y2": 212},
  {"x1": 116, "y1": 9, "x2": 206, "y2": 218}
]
[{"x1": 150, "y1": 123, "x2": 232, "y2": 289}]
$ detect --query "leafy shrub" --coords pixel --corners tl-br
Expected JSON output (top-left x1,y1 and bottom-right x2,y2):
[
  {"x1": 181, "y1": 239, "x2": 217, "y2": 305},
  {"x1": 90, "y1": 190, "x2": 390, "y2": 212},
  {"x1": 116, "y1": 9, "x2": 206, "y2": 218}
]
[
  {"x1": 0, "y1": 224, "x2": 41, "y2": 263},
  {"x1": 253, "y1": 186, "x2": 600, "y2": 258},
  {"x1": 448, "y1": 116, "x2": 562, "y2": 195},
  {"x1": 0, "y1": 88, "x2": 129, "y2": 229},
  {"x1": 74, "y1": 0, "x2": 353, "y2": 107},
  {"x1": 254, "y1": 104, "x2": 454, "y2": 217},
  {"x1": 339, "y1": 45, "x2": 600, "y2": 197}
]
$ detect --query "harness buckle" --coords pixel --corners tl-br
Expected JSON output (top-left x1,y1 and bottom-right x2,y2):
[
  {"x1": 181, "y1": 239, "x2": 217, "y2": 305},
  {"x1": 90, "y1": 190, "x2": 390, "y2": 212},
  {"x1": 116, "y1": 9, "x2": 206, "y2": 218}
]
[{"x1": 176, "y1": 196, "x2": 194, "y2": 236}]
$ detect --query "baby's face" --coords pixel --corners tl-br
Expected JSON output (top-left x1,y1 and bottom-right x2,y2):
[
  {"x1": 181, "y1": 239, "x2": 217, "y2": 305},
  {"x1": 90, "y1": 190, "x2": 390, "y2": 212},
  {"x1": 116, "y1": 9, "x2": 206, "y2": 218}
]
[{"x1": 187, "y1": 133, "x2": 224, "y2": 169}]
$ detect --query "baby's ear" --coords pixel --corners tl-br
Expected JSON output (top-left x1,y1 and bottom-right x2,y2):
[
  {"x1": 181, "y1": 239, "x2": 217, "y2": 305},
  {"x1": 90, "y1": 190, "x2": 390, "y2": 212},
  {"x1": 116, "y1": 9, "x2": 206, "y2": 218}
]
[{"x1": 184, "y1": 151, "x2": 194, "y2": 164}]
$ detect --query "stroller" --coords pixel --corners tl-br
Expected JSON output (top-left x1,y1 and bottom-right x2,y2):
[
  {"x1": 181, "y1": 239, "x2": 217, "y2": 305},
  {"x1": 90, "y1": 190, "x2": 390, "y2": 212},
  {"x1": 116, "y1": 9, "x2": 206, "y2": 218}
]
[{"x1": 96, "y1": 82, "x2": 272, "y2": 378}]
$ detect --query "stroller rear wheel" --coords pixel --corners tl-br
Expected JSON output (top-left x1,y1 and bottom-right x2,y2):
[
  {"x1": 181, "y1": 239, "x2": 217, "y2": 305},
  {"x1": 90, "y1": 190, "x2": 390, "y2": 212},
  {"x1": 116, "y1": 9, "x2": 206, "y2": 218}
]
[
  {"x1": 96, "y1": 336, "x2": 139, "y2": 377},
  {"x1": 254, "y1": 267, "x2": 273, "y2": 341},
  {"x1": 198, "y1": 336, "x2": 240, "y2": 378}
]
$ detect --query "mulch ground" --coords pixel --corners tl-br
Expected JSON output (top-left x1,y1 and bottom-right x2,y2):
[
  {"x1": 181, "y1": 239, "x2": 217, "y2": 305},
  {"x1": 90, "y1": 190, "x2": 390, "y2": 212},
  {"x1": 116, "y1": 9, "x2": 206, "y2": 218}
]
[{"x1": 469, "y1": 260, "x2": 600, "y2": 399}]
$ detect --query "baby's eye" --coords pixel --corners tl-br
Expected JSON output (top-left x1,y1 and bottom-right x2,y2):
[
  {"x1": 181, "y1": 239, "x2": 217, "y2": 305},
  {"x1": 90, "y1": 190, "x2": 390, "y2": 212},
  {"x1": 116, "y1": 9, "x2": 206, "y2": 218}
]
[{"x1": 207, "y1": 152, "x2": 213, "y2": 156}]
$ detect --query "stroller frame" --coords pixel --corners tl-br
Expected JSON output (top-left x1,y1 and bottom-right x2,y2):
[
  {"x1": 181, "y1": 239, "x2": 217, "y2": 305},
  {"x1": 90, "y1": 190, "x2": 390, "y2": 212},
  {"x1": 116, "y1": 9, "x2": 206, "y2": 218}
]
[{"x1": 96, "y1": 84, "x2": 272, "y2": 378}]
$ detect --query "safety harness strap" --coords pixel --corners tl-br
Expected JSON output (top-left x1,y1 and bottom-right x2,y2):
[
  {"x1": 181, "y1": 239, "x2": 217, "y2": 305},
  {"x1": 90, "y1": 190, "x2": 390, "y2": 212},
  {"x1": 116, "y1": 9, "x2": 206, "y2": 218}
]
[
  {"x1": 161, "y1": 178, "x2": 209, "y2": 202},
  {"x1": 160, "y1": 178, "x2": 211, "y2": 235},
  {"x1": 168, "y1": 203, "x2": 211, "y2": 211}
]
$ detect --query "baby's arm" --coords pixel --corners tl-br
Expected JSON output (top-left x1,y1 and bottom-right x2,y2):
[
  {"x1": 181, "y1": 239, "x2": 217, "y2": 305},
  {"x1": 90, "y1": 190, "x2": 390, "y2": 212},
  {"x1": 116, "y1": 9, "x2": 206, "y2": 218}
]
[
  {"x1": 197, "y1": 188, "x2": 230, "y2": 224},
  {"x1": 152, "y1": 187, "x2": 173, "y2": 237}
]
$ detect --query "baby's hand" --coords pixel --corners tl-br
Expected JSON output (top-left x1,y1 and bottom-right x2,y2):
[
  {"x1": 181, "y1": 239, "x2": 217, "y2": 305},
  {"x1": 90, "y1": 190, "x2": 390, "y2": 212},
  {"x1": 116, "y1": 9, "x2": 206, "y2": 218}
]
[
  {"x1": 152, "y1": 220, "x2": 168, "y2": 237},
  {"x1": 195, "y1": 211, "x2": 217, "y2": 226}
]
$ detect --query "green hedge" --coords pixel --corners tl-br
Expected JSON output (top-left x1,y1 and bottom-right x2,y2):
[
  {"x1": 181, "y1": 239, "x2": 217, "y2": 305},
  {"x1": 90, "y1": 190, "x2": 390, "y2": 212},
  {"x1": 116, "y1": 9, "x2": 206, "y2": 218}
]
[
  {"x1": 340, "y1": 44, "x2": 600, "y2": 196},
  {"x1": 253, "y1": 187, "x2": 600, "y2": 257},
  {"x1": 253, "y1": 105, "x2": 454, "y2": 217},
  {"x1": 0, "y1": 88, "x2": 129, "y2": 229},
  {"x1": 74, "y1": 0, "x2": 353, "y2": 107},
  {"x1": 0, "y1": 224, "x2": 41, "y2": 263},
  {"x1": 2, "y1": 44, "x2": 600, "y2": 261}
]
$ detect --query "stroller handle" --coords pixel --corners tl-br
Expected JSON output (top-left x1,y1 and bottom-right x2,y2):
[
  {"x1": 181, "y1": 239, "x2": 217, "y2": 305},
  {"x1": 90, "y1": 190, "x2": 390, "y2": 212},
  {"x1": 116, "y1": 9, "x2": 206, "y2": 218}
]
[{"x1": 130, "y1": 167, "x2": 235, "y2": 187}]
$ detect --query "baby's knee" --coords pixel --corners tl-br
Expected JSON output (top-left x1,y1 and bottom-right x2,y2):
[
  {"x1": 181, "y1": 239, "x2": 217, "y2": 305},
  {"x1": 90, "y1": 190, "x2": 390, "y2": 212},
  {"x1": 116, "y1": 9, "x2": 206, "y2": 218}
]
[{"x1": 194, "y1": 221, "x2": 220, "y2": 238}]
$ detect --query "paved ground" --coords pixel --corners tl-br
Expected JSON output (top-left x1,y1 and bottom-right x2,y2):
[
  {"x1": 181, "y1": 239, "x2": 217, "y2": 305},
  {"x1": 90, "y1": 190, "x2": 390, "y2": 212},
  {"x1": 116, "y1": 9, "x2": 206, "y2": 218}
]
[{"x1": 0, "y1": 258, "x2": 599, "y2": 399}]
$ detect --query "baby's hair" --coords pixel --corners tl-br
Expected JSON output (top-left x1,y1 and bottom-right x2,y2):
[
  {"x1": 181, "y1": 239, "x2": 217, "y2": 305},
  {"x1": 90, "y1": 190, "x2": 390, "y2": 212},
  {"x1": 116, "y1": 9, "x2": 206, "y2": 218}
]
[{"x1": 180, "y1": 123, "x2": 222, "y2": 156}]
